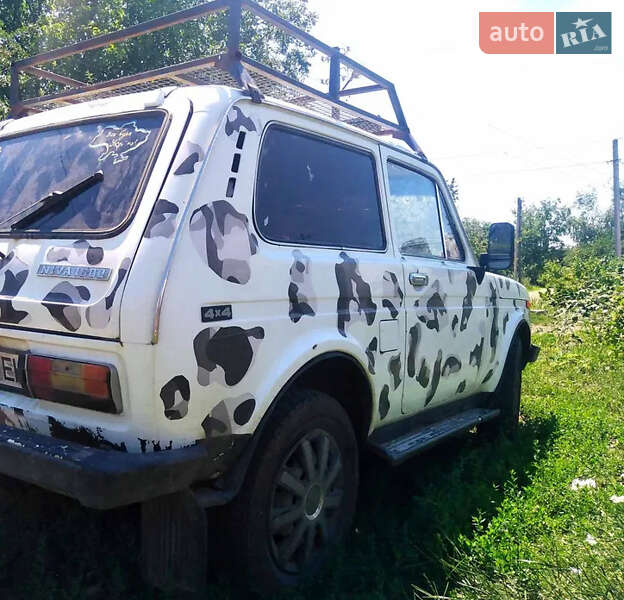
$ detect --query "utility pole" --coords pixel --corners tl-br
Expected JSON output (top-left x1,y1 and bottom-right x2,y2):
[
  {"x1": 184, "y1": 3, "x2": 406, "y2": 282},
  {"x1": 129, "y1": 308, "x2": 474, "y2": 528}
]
[
  {"x1": 514, "y1": 197, "x2": 522, "y2": 280},
  {"x1": 614, "y1": 139, "x2": 622, "y2": 258}
]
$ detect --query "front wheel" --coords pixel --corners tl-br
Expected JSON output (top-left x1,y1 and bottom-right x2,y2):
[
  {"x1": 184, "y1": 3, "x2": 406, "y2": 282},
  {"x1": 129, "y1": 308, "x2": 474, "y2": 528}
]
[
  {"x1": 225, "y1": 388, "x2": 359, "y2": 593},
  {"x1": 481, "y1": 336, "x2": 523, "y2": 437}
]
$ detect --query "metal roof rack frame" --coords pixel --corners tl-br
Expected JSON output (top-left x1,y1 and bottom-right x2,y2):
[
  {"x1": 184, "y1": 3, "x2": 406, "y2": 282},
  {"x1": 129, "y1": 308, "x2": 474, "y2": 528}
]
[{"x1": 9, "y1": 0, "x2": 424, "y2": 157}]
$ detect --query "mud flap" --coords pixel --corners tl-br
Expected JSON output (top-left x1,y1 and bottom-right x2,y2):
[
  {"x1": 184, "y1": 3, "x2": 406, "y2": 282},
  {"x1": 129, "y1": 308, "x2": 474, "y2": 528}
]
[{"x1": 141, "y1": 489, "x2": 207, "y2": 591}]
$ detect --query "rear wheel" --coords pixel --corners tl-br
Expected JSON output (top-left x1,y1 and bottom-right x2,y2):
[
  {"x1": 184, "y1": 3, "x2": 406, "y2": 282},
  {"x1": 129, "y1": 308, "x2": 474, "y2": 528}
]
[
  {"x1": 225, "y1": 388, "x2": 359, "y2": 593},
  {"x1": 481, "y1": 336, "x2": 523, "y2": 437}
]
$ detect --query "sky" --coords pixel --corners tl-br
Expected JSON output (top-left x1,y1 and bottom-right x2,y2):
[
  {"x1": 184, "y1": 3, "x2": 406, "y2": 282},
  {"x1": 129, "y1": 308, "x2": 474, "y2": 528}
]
[{"x1": 304, "y1": 0, "x2": 624, "y2": 223}]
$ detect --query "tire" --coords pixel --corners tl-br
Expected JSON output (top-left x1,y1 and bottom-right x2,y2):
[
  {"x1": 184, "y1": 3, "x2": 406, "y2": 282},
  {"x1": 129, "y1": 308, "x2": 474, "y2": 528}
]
[
  {"x1": 224, "y1": 388, "x2": 359, "y2": 594},
  {"x1": 481, "y1": 336, "x2": 523, "y2": 437}
]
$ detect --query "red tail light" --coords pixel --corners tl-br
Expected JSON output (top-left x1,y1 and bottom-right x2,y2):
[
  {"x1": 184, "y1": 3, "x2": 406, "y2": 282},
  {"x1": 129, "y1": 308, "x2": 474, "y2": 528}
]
[{"x1": 27, "y1": 355, "x2": 121, "y2": 414}]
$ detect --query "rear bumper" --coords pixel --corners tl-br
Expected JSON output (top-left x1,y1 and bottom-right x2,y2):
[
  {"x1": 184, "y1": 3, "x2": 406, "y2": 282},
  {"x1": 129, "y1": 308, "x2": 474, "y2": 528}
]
[{"x1": 0, "y1": 425, "x2": 248, "y2": 509}]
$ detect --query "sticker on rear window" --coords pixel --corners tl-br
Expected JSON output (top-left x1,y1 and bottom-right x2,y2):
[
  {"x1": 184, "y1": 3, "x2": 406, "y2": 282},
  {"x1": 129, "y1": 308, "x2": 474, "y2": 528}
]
[{"x1": 89, "y1": 121, "x2": 151, "y2": 165}]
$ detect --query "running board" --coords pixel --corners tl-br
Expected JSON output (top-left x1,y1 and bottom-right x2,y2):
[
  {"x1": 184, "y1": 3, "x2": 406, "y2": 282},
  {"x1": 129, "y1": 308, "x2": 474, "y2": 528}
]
[{"x1": 369, "y1": 408, "x2": 500, "y2": 466}]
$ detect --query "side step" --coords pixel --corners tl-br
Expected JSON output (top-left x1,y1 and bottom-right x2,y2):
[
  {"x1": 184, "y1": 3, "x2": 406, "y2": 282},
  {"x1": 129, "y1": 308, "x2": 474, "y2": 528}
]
[{"x1": 369, "y1": 408, "x2": 500, "y2": 466}]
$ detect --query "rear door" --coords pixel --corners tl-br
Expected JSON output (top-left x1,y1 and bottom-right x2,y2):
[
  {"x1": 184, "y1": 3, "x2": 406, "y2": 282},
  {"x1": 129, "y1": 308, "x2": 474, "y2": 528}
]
[
  {"x1": 0, "y1": 94, "x2": 191, "y2": 340},
  {"x1": 380, "y1": 148, "x2": 482, "y2": 414}
]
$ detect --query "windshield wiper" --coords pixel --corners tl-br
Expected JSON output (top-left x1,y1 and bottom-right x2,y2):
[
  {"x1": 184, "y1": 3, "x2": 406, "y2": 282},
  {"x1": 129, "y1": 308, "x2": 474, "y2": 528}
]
[{"x1": 1, "y1": 171, "x2": 104, "y2": 231}]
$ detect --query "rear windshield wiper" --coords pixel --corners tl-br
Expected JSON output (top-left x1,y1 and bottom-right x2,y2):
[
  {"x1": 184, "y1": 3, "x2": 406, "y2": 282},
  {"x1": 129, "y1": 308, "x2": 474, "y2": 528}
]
[{"x1": 1, "y1": 171, "x2": 104, "y2": 231}]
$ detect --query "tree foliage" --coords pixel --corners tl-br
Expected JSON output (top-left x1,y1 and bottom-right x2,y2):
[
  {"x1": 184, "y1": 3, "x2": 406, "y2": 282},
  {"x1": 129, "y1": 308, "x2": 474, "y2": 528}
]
[
  {"x1": 0, "y1": 0, "x2": 317, "y2": 119},
  {"x1": 517, "y1": 198, "x2": 571, "y2": 284},
  {"x1": 462, "y1": 217, "x2": 490, "y2": 257}
]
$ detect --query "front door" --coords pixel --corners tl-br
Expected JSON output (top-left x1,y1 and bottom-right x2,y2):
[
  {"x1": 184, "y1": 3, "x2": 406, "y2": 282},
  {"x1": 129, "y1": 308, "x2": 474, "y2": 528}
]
[{"x1": 380, "y1": 150, "x2": 481, "y2": 415}]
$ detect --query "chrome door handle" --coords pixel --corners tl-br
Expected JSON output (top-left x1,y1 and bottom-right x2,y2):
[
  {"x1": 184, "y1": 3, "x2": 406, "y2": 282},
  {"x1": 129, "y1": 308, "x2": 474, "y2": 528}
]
[{"x1": 409, "y1": 272, "x2": 428, "y2": 287}]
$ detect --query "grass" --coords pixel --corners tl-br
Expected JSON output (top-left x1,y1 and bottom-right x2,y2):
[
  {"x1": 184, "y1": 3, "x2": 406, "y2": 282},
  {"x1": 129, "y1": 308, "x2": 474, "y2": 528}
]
[{"x1": 1, "y1": 327, "x2": 624, "y2": 600}]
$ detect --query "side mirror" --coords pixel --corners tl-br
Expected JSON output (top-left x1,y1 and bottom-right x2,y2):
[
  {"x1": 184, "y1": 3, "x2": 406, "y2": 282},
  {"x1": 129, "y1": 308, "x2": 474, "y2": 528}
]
[{"x1": 479, "y1": 222, "x2": 514, "y2": 271}]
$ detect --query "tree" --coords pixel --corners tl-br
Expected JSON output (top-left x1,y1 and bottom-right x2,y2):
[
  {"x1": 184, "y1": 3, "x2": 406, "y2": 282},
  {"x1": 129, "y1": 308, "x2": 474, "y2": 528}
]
[
  {"x1": 446, "y1": 177, "x2": 459, "y2": 206},
  {"x1": 0, "y1": 0, "x2": 317, "y2": 119},
  {"x1": 462, "y1": 217, "x2": 489, "y2": 257},
  {"x1": 519, "y1": 199, "x2": 570, "y2": 284}
]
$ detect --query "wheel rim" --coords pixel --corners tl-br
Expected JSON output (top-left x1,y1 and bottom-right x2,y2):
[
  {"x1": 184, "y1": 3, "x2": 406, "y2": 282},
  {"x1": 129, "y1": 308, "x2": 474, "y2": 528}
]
[{"x1": 269, "y1": 428, "x2": 345, "y2": 574}]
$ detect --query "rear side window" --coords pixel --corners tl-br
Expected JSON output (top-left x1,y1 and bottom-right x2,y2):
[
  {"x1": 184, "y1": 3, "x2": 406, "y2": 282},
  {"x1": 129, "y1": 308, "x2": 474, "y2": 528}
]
[{"x1": 255, "y1": 125, "x2": 385, "y2": 250}]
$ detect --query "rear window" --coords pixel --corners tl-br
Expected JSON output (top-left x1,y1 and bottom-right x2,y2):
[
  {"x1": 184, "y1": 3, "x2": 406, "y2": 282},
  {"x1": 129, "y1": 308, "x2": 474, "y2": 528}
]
[
  {"x1": 0, "y1": 111, "x2": 165, "y2": 235},
  {"x1": 255, "y1": 125, "x2": 385, "y2": 250}
]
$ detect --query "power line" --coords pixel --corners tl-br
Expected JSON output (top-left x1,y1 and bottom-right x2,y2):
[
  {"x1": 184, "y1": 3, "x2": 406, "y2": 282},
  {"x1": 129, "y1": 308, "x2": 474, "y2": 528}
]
[{"x1": 460, "y1": 158, "x2": 611, "y2": 177}]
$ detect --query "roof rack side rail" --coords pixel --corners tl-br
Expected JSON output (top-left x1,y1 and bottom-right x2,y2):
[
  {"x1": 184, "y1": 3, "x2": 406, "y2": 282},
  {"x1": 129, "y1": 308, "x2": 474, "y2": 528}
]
[{"x1": 9, "y1": 0, "x2": 425, "y2": 158}]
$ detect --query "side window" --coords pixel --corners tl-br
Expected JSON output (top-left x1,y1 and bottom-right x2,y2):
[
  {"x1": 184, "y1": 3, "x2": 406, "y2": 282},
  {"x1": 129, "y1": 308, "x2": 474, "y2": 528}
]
[
  {"x1": 255, "y1": 125, "x2": 385, "y2": 250},
  {"x1": 386, "y1": 161, "x2": 444, "y2": 258},
  {"x1": 438, "y1": 193, "x2": 464, "y2": 260}
]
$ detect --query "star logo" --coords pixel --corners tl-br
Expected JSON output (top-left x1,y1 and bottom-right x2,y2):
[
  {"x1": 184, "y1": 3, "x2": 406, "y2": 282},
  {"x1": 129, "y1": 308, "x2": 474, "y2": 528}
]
[{"x1": 572, "y1": 17, "x2": 593, "y2": 29}]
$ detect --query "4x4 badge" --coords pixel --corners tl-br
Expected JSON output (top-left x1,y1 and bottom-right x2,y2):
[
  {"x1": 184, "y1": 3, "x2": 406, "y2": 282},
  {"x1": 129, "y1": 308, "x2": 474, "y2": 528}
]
[{"x1": 37, "y1": 264, "x2": 112, "y2": 281}]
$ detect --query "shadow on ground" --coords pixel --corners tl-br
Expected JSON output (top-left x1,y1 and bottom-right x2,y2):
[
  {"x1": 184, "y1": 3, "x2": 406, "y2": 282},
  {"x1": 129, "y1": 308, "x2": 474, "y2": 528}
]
[{"x1": 0, "y1": 415, "x2": 558, "y2": 600}]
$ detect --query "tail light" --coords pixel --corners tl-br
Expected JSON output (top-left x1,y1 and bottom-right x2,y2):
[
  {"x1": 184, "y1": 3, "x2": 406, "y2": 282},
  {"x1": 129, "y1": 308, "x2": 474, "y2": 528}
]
[{"x1": 26, "y1": 355, "x2": 121, "y2": 414}]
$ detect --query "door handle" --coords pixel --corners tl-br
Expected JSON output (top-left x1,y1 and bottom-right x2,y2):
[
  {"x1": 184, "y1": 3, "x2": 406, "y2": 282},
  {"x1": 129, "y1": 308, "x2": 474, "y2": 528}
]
[{"x1": 409, "y1": 272, "x2": 429, "y2": 287}]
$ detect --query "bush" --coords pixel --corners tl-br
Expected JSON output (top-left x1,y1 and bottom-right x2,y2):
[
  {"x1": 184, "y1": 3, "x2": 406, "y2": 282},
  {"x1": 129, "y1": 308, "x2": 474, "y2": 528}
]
[{"x1": 540, "y1": 255, "x2": 624, "y2": 345}]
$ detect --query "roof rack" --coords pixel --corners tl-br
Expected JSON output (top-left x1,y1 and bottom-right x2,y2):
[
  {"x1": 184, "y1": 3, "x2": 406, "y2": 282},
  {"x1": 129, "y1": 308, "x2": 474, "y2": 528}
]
[{"x1": 9, "y1": 0, "x2": 424, "y2": 157}]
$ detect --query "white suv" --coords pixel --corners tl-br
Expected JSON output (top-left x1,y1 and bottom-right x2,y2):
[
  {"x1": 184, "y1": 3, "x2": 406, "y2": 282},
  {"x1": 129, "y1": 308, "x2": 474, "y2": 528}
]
[{"x1": 0, "y1": 2, "x2": 538, "y2": 593}]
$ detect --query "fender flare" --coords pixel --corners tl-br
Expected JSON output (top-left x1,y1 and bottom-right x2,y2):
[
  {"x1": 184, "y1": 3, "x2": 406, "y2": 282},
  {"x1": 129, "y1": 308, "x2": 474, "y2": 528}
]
[{"x1": 194, "y1": 351, "x2": 372, "y2": 507}]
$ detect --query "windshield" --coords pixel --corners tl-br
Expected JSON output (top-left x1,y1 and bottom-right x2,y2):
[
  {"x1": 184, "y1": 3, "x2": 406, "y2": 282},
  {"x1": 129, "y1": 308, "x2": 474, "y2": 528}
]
[{"x1": 0, "y1": 111, "x2": 165, "y2": 234}]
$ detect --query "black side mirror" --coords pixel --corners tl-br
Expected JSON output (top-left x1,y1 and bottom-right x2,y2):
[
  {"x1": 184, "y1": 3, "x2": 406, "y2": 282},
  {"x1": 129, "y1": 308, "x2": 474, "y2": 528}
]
[{"x1": 479, "y1": 222, "x2": 514, "y2": 271}]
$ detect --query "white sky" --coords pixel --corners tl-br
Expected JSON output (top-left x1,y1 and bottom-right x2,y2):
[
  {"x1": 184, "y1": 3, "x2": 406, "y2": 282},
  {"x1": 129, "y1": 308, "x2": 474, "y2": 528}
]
[{"x1": 306, "y1": 0, "x2": 624, "y2": 222}]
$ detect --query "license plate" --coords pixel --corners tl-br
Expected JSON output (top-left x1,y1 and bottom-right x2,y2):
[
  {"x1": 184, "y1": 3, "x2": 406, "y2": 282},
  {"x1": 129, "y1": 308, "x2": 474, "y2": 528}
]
[{"x1": 0, "y1": 350, "x2": 24, "y2": 391}]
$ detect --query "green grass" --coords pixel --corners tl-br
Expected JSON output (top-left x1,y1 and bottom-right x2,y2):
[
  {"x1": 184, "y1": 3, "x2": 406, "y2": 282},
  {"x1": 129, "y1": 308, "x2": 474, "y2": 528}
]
[{"x1": 1, "y1": 331, "x2": 623, "y2": 600}]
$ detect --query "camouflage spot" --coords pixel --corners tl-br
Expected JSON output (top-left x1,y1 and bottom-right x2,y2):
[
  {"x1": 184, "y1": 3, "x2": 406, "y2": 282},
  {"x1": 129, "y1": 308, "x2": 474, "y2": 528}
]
[
  {"x1": 190, "y1": 201, "x2": 258, "y2": 285},
  {"x1": 382, "y1": 299, "x2": 399, "y2": 319},
  {"x1": 288, "y1": 250, "x2": 315, "y2": 323},
  {"x1": 379, "y1": 385, "x2": 390, "y2": 420},
  {"x1": 407, "y1": 324, "x2": 421, "y2": 378},
  {"x1": 388, "y1": 353, "x2": 402, "y2": 390},
  {"x1": 365, "y1": 337, "x2": 378, "y2": 375},
  {"x1": 193, "y1": 325, "x2": 264, "y2": 387},
  {"x1": 47, "y1": 240, "x2": 104, "y2": 265},
  {"x1": 417, "y1": 282, "x2": 448, "y2": 332},
  {"x1": 425, "y1": 351, "x2": 443, "y2": 406},
  {"x1": 460, "y1": 271, "x2": 477, "y2": 332},
  {"x1": 482, "y1": 369, "x2": 494, "y2": 383},
  {"x1": 456, "y1": 380, "x2": 466, "y2": 394},
  {"x1": 469, "y1": 337, "x2": 485, "y2": 369},
  {"x1": 0, "y1": 252, "x2": 29, "y2": 324},
  {"x1": 43, "y1": 281, "x2": 91, "y2": 332},
  {"x1": 225, "y1": 106, "x2": 257, "y2": 136},
  {"x1": 416, "y1": 358, "x2": 430, "y2": 388},
  {"x1": 442, "y1": 356, "x2": 462, "y2": 376},
  {"x1": 233, "y1": 395, "x2": 256, "y2": 426},
  {"x1": 160, "y1": 375, "x2": 190, "y2": 420},
  {"x1": 382, "y1": 271, "x2": 404, "y2": 305},
  {"x1": 173, "y1": 141, "x2": 204, "y2": 175},
  {"x1": 144, "y1": 199, "x2": 179, "y2": 239},
  {"x1": 488, "y1": 282, "x2": 500, "y2": 363},
  {"x1": 201, "y1": 400, "x2": 231, "y2": 438},
  {"x1": 503, "y1": 313, "x2": 510, "y2": 334},
  {"x1": 85, "y1": 258, "x2": 131, "y2": 328},
  {"x1": 335, "y1": 252, "x2": 377, "y2": 337}
]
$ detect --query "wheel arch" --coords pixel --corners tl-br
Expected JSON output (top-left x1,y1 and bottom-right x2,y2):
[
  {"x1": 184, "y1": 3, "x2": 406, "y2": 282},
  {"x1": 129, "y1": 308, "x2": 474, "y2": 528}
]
[{"x1": 263, "y1": 351, "x2": 375, "y2": 445}]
